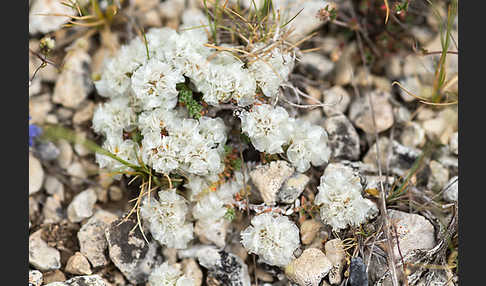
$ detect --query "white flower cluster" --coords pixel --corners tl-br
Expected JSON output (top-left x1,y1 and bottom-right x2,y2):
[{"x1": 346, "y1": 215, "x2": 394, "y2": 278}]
[
  {"x1": 192, "y1": 171, "x2": 245, "y2": 222},
  {"x1": 287, "y1": 119, "x2": 332, "y2": 173},
  {"x1": 89, "y1": 23, "x2": 340, "y2": 267},
  {"x1": 315, "y1": 163, "x2": 378, "y2": 231},
  {"x1": 240, "y1": 213, "x2": 300, "y2": 267},
  {"x1": 140, "y1": 189, "x2": 194, "y2": 249},
  {"x1": 92, "y1": 96, "x2": 139, "y2": 174},
  {"x1": 148, "y1": 262, "x2": 195, "y2": 286},
  {"x1": 138, "y1": 109, "x2": 227, "y2": 176},
  {"x1": 94, "y1": 27, "x2": 295, "y2": 107},
  {"x1": 248, "y1": 44, "x2": 295, "y2": 98},
  {"x1": 92, "y1": 25, "x2": 297, "y2": 177},
  {"x1": 187, "y1": 171, "x2": 248, "y2": 246},
  {"x1": 240, "y1": 103, "x2": 331, "y2": 172},
  {"x1": 240, "y1": 104, "x2": 292, "y2": 154}
]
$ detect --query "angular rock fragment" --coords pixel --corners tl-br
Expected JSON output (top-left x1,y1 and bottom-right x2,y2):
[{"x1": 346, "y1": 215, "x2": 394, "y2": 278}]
[
  {"x1": 323, "y1": 114, "x2": 360, "y2": 160},
  {"x1": 105, "y1": 217, "x2": 161, "y2": 284},
  {"x1": 65, "y1": 252, "x2": 92, "y2": 275},
  {"x1": 285, "y1": 248, "x2": 332, "y2": 286},
  {"x1": 278, "y1": 173, "x2": 310, "y2": 204},
  {"x1": 250, "y1": 161, "x2": 294, "y2": 205},
  {"x1": 67, "y1": 188, "x2": 97, "y2": 223},
  {"x1": 387, "y1": 210, "x2": 436, "y2": 258},
  {"x1": 197, "y1": 248, "x2": 251, "y2": 286},
  {"x1": 29, "y1": 230, "x2": 61, "y2": 271},
  {"x1": 349, "y1": 91, "x2": 394, "y2": 134},
  {"x1": 78, "y1": 210, "x2": 118, "y2": 267}
]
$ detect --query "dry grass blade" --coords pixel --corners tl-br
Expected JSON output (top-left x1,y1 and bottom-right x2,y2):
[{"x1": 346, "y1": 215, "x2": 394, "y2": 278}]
[
  {"x1": 392, "y1": 81, "x2": 457, "y2": 106},
  {"x1": 122, "y1": 179, "x2": 152, "y2": 245},
  {"x1": 367, "y1": 92, "x2": 400, "y2": 286},
  {"x1": 65, "y1": 19, "x2": 105, "y2": 27},
  {"x1": 34, "y1": 13, "x2": 97, "y2": 20},
  {"x1": 348, "y1": 15, "x2": 400, "y2": 284},
  {"x1": 384, "y1": 0, "x2": 390, "y2": 24},
  {"x1": 280, "y1": 8, "x2": 303, "y2": 29}
]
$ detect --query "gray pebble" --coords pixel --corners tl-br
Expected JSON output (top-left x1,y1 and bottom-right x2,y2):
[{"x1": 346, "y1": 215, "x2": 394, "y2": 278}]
[
  {"x1": 78, "y1": 210, "x2": 118, "y2": 267},
  {"x1": 278, "y1": 173, "x2": 310, "y2": 204},
  {"x1": 67, "y1": 188, "x2": 97, "y2": 223},
  {"x1": 29, "y1": 230, "x2": 61, "y2": 271},
  {"x1": 44, "y1": 275, "x2": 106, "y2": 286},
  {"x1": 35, "y1": 141, "x2": 61, "y2": 161},
  {"x1": 349, "y1": 257, "x2": 368, "y2": 286}
]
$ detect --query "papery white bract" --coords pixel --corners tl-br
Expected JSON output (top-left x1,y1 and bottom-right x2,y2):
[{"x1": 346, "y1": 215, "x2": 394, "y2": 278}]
[
  {"x1": 95, "y1": 136, "x2": 139, "y2": 176},
  {"x1": 94, "y1": 38, "x2": 147, "y2": 98}
]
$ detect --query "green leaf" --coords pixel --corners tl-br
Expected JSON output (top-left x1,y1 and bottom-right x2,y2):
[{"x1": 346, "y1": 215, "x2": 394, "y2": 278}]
[
  {"x1": 240, "y1": 133, "x2": 251, "y2": 144},
  {"x1": 224, "y1": 207, "x2": 236, "y2": 221},
  {"x1": 231, "y1": 158, "x2": 242, "y2": 171},
  {"x1": 224, "y1": 144, "x2": 233, "y2": 156},
  {"x1": 41, "y1": 125, "x2": 142, "y2": 171},
  {"x1": 131, "y1": 129, "x2": 143, "y2": 144},
  {"x1": 177, "y1": 83, "x2": 203, "y2": 119}
]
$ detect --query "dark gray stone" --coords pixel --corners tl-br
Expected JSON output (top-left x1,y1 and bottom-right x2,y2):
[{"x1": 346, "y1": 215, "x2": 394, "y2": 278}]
[
  {"x1": 45, "y1": 275, "x2": 106, "y2": 286},
  {"x1": 105, "y1": 217, "x2": 161, "y2": 284},
  {"x1": 364, "y1": 138, "x2": 422, "y2": 177},
  {"x1": 323, "y1": 114, "x2": 361, "y2": 160},
  {"x1": 349, "y1": 257, "x2": 368, "y2": 286},
  {"x1": 198, "y1": 248, "x2": 251, "y2": 286}
]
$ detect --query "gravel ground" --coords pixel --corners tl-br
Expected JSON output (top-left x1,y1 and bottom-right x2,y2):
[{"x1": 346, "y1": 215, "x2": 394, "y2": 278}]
[{"x1": 29, "y1": 0, "x2": 458, "y2": 286}]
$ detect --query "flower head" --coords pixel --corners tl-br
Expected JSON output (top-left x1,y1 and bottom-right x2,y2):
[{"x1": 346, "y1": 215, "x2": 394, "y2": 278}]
[
  {"x1": 148, "y1": 262, "x2": 195, "y2": 286},
  {"x1": 241, "y1": 212, "x2": 300, "y2": 267},
  {"x1": 140, "y1": 189, "x2": 194, "y2": 249},
  {"x1": 286, "y1": 119, "x2": 331, "y2": 172},
  {"x1": 240, "y1": 103, "x2": 292, "y2": 154},
  {"x1": 94, "y1": 38, "x2": 147, "y2": 98},
  {"x1": 92, "y1": 96, "x2": 137, "y2": 138},
  {"x1": 95, "y1": 135, "x2": 139, "y2": 176},
  {"x1": 315, "y1": 163, "x2": 378, "y2": 230},
  {"x1": 131, "y1": 58, "x2": 185, "y2": 110},
  {"x1": 248, "y1": 46, "x2": 295, "y2": 99}
]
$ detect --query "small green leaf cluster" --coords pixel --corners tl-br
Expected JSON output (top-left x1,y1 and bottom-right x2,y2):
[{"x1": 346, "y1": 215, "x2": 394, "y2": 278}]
[{"x1": 177, "y1": 83, "x2": 203, "y2": 119}]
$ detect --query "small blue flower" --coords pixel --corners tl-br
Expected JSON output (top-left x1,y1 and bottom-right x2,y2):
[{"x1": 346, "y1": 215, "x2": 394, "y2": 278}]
[{"x1": 29, "y1": 116, "x2": 42, "y2": 147}]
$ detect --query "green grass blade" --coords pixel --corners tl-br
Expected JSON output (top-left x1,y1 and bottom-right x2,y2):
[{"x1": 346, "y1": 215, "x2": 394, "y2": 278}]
[{"x1": 41, "y1": 125, "x2": 142, "y2": 171}]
